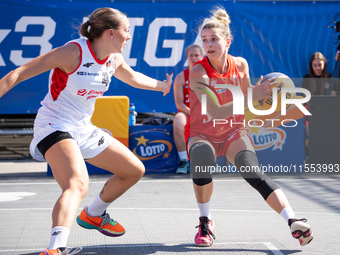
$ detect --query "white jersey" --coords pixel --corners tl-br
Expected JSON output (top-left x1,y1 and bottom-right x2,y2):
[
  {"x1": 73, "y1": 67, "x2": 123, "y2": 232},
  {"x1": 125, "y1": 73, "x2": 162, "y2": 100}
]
[
  {"x1": 30, "y1": 38, "x2": 116, "y2": 161},
  {"x1": 35, "y1": 38, "x2": 116, "y2": 129}
]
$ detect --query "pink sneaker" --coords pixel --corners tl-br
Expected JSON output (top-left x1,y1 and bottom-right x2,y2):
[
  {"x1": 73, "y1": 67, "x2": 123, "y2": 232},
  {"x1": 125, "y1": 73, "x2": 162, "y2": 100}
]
[
  {"x1": 289, "y1": 218, "x2": 313, "y2": 246},
  {"x1": 39, "y1": 247, "x2": 82, "y2": 255},
  {"x1": 194, "y1": 217, "x2": 215, "y2": 247}
]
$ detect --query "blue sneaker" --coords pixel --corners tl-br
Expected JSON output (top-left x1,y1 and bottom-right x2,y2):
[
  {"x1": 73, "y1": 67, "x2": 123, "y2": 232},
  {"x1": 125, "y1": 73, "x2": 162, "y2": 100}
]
[{"x1": 176, "y1": 160, "x2": 190, "y2": 174}]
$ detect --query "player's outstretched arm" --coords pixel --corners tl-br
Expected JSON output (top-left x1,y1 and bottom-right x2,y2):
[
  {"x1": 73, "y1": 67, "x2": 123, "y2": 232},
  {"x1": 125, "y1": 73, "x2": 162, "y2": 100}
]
[
  {"x1": 113, "y1": 54, "x2": 173, "y2": 96},
  {"x1": 0, "y1": 43, "x2": 80, "y2": 98}
]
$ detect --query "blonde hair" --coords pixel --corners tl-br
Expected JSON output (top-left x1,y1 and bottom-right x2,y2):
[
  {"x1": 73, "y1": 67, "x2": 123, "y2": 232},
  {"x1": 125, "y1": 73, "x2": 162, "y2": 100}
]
[
  {"x1": 185, "y1": 44, "x2": 203, "y2": 56},
  {"x1": 202, "y1": 7, "x2": 233, "y2": 42},
  {"x1": 80, "y1": 7, "x2": 126, "y2": 41}
]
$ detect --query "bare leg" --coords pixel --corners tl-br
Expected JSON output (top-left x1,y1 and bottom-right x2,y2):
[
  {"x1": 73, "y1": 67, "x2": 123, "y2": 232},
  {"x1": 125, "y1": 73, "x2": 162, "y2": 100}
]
[
  {"x1": 86, "y1": 137, "x2": 145, "y2": 203},
  {"x1": 266, "y1": 189, "x2": 291, "y2": 213},
  {"x1": 193, "y1": 182, "x2": 213, "y2": 203},
  {"x1": 45, "y1": 139, "x2": 89, "y2": 229},
  {"x1": 173, "y1": 112, "x2": 188, "y2": 153}
]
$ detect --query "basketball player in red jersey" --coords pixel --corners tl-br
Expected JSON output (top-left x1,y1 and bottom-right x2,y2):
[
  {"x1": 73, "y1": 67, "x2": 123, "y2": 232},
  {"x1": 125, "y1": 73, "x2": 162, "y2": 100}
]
[
  {"x1": 184, "y1": 7, "x2": 313, "y2": 247},
  {"x1": 173, "y1": 44, "x2": 204, "y2": 174}
]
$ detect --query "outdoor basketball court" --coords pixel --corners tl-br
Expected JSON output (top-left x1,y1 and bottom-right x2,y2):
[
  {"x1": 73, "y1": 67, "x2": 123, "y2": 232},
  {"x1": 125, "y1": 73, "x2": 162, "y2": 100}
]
[{"x1": 0, "y1": 160, "x2": 339, "y2": 255}]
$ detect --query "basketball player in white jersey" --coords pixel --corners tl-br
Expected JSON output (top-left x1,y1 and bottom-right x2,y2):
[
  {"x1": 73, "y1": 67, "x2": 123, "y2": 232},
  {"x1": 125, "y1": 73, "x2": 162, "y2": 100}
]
[{"x1": 0, "y1": 7, "x2": 172, "y2": 255}]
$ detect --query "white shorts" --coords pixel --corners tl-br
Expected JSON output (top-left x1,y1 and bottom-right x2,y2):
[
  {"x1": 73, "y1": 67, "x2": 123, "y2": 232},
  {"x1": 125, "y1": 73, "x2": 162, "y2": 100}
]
[{"x1": 30, "y1": 123, "x2": 112, "y2": 161}]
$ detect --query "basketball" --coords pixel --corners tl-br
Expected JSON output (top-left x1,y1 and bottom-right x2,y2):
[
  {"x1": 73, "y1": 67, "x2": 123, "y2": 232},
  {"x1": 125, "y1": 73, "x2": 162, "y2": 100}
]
[{"x1": 258, "y1": 72, "x2": 296, "y2": 111}]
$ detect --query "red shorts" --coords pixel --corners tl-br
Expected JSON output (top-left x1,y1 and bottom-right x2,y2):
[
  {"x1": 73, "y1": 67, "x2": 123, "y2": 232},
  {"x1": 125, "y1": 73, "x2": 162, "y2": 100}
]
[{"x1": 186, "y1": 127, "x2": 250, "y2": 159}]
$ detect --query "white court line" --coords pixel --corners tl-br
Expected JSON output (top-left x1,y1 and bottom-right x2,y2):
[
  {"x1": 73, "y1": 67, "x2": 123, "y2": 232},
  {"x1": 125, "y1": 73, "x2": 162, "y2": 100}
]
[
  {"x1": 0, "y1": 242, "x2": 283, "y2": 254},
  {"x1": 263, "y1": 242, "x2": 284, "y2": 255},
  {"x1": 0, "y1": 207, "x2": 339, "y2": 216},
  {"x1": 0, "y1": 178, "x2": 339, "y2": 186}
]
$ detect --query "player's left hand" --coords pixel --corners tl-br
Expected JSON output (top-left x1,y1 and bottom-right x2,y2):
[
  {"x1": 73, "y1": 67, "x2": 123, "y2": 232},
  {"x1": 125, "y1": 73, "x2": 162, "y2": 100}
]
[
  {"x1": 162, "y1": 72, "x2": 173, "y2": 96},
  {"x1": 252, "y1": 75, "x2": 278, "y2": 101}
]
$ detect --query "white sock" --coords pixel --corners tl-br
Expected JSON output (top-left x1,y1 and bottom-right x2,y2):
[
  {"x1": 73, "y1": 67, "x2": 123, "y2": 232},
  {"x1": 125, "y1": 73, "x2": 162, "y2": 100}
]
[
  {"x1": 178, "y1": 151, "x2": 188, "y2": 161},
  {"x1": 48, "y1": 226, "x2": 70, "y2": 249},
  {"x1": 280, "y1": 207, "x2": 296, "y2": 224},
  {"x1": 87, "y1": 194, "x2": 111, "y2": 217},
  {"x1": 197, "y1": 201, "x2": 211, "y2": 220}
]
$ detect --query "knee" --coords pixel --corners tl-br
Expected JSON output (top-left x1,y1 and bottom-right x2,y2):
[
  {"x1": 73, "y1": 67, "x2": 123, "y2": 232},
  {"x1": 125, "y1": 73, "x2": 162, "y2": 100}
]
[
  {"x1": 77, "y1": 177, "x2": 89, "y2": 199},
  {"x1": 66, "y1": 176, "x2": 89, "y2": 199},
  {"x1": 129, "y1": 161, "x2": 145, "y2": 181},
  {"x1": 189, "y1": 142, "x2": 215, "y2": 179},
  {"x1": 173, "y1": 122, "x2": 182, "y2": 135},
  {"x1": 173, "y1": 119, "x2": 184, "y2": 135},
  {"x1": 173, "y1": 114, "x2": 186, "y2": 133},
  {"x1": 136, "y1": 163, "x2": 145, "y2": 179},
  {"x1": 189, "y1": 142, "x2": 215, "y2": 167}
]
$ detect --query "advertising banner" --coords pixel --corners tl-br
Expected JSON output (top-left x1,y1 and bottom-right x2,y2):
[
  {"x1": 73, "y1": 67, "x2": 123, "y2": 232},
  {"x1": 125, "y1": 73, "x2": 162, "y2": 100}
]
[
  {"x1": 0, "y1": 0, "x2": 339, "y2": 114},
  {"x1": 129, "y1": 125, "x2": 178, "y2": 173}
]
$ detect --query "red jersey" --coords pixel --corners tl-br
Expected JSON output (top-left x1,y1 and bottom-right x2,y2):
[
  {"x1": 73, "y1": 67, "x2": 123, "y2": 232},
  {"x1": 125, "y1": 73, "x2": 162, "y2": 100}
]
[
  {"x1": 184, "y1": 55, "x2": 248, "y2": 143},
  {"x1": 183, "y1": 68, "x2": 190, "y2": 108}
]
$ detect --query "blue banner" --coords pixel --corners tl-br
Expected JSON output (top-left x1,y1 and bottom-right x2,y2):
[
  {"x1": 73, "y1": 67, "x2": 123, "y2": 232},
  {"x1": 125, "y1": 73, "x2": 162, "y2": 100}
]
[
  {"x1": 251, "y1": 119, "x2": 305, "y2": 170},
  {"x1": 129, "y1": 125, "x2": 178, "y2": 173},
  {"x1": 1, "y1": 0, "x2": 339, "y2": 114}
]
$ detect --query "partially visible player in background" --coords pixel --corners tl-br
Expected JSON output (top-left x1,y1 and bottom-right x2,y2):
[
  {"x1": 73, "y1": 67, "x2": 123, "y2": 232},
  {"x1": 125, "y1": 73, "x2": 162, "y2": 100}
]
[
  {"x1": 0, "y1": 7, "x2": 172, "y2": 255},
  {"x1": 173, "y1": 44, "x2": 204, "y2": 174}
]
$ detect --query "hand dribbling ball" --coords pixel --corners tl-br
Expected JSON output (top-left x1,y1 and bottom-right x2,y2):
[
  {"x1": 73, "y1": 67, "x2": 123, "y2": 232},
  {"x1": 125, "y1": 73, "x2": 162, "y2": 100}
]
[{"x1": 258, "y1": 72, "x2": 295, "y2": 111}]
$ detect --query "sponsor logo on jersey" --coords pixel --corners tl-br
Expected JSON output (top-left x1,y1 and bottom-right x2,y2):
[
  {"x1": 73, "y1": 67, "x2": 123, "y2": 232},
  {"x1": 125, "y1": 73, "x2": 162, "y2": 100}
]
[
  {"x1": 227, "y1": 130, "x2": 238, "y2": 141},
  {"x1": 77, "y1": 89, "x2": 87, "y2": 96},
  {"x1": 87, "y1": 72, "x2": 99, "y2": 76},
  {"x1": 76, "y1": 72, "x2": 99, "y2": 76},
  {"x1": 83, "y1": 62, "x2": 94, "y2": 68},
  {"x1": 210, "y1": 79, "x2": 218, "y2": 87},
  {"x1": 216, "y1": 88, "x2": 226, "y2": 93},
  {"x1": 102, "y1": 71, "x2": 109, "y2": 86},
  {"x1": 77, "y1": 89, "x2": 106, "y2": 100}
]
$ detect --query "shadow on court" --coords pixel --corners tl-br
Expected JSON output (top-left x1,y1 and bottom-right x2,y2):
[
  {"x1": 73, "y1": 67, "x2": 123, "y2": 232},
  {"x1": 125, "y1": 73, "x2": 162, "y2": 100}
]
[
  {"x1": 1, "y1": 161, "x2": 339, "y2": 255},
  {"x1": 21, "y1": 243, "x2": 303, "y2": 255}
]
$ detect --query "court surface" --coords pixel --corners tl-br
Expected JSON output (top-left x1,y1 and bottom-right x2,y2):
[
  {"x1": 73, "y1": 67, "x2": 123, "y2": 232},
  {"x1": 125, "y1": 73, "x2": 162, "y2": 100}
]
[{"x1": 0, "y1": 160, "x2": 339, "y2": 255}]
